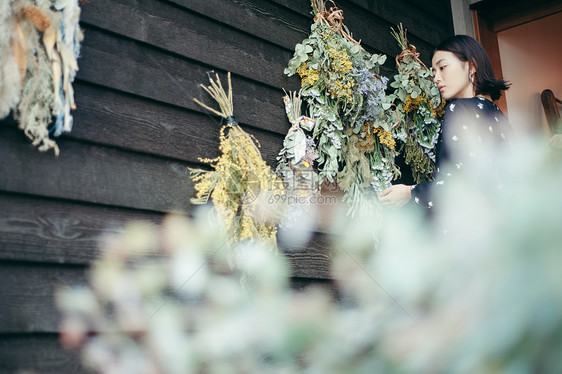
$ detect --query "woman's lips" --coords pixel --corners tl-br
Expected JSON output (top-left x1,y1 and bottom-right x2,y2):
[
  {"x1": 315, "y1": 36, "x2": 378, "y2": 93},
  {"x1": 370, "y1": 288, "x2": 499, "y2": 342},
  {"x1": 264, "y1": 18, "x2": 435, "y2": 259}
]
[{"x1": 438, "y1": 85, "x2": 445, "y2": 92}]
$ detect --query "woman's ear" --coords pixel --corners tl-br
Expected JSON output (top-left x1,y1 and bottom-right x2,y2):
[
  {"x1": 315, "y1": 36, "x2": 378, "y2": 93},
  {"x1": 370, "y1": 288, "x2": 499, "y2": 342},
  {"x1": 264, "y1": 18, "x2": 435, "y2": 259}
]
[{"x1": 469, "y1": 58, "x2": 478, "y2": 77}]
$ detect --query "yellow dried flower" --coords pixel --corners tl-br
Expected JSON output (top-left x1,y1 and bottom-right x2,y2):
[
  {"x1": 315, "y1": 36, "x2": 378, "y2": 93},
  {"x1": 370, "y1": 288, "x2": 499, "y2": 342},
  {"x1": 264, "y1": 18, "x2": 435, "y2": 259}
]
[
  {"x1": 403, "y1": 94, "x2": 422, "y2": 113},
  {"x1": 430, "y1": 96, "x2": 446, "y2": 117},
  {"x1": 328, "y1": 79, "x2": 354, "y2": 101},
  {"x1": 296, "y1": 62, "x2": 308, "y2": 77},
  {"x1": 374, "y1": 127, "x2": 396, "y2": 149},
  {"x1": 190, "y1": 124, "x2": 284, "y2": 247},
  {"x1": 190, "y1": 72, "x2": 285, "y2": 252},
  {"x1": 328, "y1": 47, "x2": 353, "y2": 74},
  {"x1": 297, "y1": 62, "x2": 319, "y2": 87}
]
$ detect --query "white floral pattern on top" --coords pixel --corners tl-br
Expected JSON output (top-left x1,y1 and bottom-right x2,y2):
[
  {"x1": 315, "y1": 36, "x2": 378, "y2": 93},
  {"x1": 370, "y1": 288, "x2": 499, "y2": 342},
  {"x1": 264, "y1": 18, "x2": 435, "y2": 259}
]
[{"x1": 411, "y1": 97, "x2": 512, "y2": 211}]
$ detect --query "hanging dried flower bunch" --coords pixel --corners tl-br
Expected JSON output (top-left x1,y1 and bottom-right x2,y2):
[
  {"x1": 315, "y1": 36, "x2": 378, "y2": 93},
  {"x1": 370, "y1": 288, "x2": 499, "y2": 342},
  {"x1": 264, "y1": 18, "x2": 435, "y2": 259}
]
[
  {"x1": 190, "y1": 72, "x2": 285, "y2": 248},
  {"x1": 276, "y1": 91, "x2": 319, "y2": 199},
  {"x1": 389, "y1": 24, "x2": 445, "y2": 183},
  {"x1": 275, "y1": 91, "x2": 320, "y2": 228},
  {"x1": 0, "y1": 0, "x2": 83, "y2": 155},
  {"x1": 284, "y1": 0, "x2": 398, "y2": 216}
]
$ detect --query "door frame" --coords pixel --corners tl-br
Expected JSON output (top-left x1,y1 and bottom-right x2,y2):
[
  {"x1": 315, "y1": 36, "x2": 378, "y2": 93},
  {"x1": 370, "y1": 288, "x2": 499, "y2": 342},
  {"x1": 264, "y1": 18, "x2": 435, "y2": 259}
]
[{"x1": 470, "y1": 0, "x2": 562, "y2": 114}]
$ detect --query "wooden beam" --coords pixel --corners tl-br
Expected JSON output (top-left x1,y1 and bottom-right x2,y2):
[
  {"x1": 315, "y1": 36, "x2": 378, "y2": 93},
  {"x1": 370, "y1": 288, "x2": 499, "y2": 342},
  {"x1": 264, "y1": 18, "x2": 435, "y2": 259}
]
[
  {"x1": 472, "y1": 9, "x2": 508, "y2": 114},
  {"x1": 77, "y1": 29, "x2": 293, "y2": 136},
  {"x1": 0, "y1": 127, "x2": 194, "y2": 212},
  {"x1": 79, "y1": 0, "x2": 299, "y2": 90},
  {"x1": 493, "y1": 3, "x2": 562, "y2": 32},
  {"x1": 0, "y1": 334, "x2": 85, "y2": 373},
  {"x1": 0, "y1": 193, "x2": 162, "y2": 264},
  {"x1": 0, "y1": 263, "x2": 87, "y2": 333},
  {"x1": 70, "y1": 82, "x2": 284, "y2": 166},
  {"x1": 0, "y1": 192, "x2": 334, "y2": 278}
]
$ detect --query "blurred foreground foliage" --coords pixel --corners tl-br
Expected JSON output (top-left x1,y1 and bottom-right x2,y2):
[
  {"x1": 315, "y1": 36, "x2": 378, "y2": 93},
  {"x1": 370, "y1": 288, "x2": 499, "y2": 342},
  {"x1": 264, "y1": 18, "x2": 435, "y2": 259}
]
[{"x1": 58, "y1": 137, "x2": 562, "y2": 373}]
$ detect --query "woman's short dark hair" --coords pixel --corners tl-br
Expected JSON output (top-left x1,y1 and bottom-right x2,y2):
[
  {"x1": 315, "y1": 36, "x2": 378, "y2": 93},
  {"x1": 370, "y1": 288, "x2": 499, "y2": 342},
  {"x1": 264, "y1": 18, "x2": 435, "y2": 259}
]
[{"x1": 433, "y1": 35, "x2": 510, "y2": 101}]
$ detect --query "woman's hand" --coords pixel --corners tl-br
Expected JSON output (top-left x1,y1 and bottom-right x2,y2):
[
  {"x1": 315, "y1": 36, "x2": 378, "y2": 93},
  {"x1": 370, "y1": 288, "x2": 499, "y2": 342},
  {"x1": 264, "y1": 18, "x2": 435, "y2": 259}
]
[{"x1": 378, "y1": 184, "x2": 412, "y2": 208}]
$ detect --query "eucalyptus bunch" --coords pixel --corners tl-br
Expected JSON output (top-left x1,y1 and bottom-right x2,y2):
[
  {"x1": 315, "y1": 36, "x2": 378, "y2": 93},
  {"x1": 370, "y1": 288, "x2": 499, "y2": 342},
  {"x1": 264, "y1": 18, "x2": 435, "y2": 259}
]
[
  {"x1": 388, "y1": 24, "x2": 445, "y2": 183},
  {"x1": 284, "y1": 0, "x2": 398, "y2": 216}
]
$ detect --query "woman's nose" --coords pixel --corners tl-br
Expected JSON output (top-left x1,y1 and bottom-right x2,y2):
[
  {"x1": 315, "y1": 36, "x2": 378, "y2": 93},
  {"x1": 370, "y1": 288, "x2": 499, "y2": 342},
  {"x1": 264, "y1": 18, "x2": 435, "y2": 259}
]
[{"x1": 433, "y1": 72, "x2": 441, "y2": 84}]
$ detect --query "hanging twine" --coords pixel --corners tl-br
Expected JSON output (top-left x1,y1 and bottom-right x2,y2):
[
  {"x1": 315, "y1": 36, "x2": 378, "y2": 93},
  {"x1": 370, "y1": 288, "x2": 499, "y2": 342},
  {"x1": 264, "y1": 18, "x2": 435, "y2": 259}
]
[
  {"x1": 391, "y1": 24, "x2": 429, "y2": 75},
  {"x1": 311, "y1": 0, "x2": 361, "y2": 47},
  {"x1": 395, "y1": 43, "x2": 429, "y2": 74}
]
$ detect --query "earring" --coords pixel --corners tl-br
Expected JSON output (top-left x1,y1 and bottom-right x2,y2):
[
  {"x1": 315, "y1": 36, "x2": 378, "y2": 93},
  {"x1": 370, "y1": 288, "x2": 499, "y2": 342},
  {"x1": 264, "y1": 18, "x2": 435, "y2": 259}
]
[{"x1": 469, "y1": 74, "x2": 475, "y2": 86}]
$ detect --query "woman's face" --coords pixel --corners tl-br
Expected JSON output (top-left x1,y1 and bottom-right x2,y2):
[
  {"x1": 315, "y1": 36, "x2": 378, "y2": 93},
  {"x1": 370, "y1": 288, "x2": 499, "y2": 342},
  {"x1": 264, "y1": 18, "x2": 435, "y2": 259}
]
[{"x1": 431, "y1": 50, "x2": 474, "y2": 100}]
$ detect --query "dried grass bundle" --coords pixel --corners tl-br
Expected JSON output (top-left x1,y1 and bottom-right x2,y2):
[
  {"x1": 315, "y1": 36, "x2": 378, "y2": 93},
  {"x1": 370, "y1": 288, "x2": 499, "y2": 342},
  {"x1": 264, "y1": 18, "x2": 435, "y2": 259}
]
[
  {"x1": 190, "y1": 72, "x2": 285, "y2": 248},
  {"x1": 1, "y1": 0, "x2": 83, "y2": 155}
]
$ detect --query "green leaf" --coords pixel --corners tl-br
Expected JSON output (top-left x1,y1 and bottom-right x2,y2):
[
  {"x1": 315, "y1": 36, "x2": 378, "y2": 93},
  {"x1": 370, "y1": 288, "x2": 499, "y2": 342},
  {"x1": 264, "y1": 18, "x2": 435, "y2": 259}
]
[
  {"x1": 372, "y1": 54, "x2": 387, "y2": 65},
  {"x1": 294, "y1": 43, "x2": 305, "y2": 53}
]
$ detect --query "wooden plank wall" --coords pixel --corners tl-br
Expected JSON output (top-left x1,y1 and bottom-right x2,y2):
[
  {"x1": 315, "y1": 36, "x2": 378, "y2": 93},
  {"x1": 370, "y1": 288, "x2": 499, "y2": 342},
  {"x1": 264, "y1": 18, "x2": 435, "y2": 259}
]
[{"x1": 0, "y1": 0, "x2": 453, "y2": 372}]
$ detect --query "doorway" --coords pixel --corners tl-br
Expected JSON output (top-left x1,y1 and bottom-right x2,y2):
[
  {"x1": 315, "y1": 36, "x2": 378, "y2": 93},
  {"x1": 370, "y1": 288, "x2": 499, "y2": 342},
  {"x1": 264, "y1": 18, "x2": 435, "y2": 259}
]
[{"x1": 471, "y1": 0, "x2": 562, "y2": 135}]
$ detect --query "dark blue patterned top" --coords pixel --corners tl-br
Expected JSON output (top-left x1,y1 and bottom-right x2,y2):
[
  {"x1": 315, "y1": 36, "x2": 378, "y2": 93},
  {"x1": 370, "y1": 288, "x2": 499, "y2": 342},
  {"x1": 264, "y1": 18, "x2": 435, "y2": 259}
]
[{"x1": 411, "y1": 97, "x2": 512, "y2": 210}]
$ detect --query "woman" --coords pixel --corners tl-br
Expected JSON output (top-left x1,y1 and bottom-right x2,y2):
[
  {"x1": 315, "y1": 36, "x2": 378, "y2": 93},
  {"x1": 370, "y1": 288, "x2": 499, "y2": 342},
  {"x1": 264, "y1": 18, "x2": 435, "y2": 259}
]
[{"x1": 378, "y1": 35, "x2": 512, "y2": 209}]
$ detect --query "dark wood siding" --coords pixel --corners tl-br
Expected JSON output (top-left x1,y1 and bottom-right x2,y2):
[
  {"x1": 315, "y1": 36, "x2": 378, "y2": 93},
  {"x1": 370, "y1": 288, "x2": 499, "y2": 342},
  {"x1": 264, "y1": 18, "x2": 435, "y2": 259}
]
[{"x1": 0, "y1": 0, "x2": 452, "y2": 372}]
